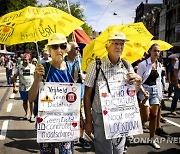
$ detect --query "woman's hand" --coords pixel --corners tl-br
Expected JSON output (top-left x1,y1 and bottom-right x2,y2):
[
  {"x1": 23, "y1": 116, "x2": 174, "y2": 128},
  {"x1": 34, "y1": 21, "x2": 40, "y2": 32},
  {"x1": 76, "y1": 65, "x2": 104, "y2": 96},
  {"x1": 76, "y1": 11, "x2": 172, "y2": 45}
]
[{"x1": 34, "y1": 64, "x2": 45, "y2": 81}]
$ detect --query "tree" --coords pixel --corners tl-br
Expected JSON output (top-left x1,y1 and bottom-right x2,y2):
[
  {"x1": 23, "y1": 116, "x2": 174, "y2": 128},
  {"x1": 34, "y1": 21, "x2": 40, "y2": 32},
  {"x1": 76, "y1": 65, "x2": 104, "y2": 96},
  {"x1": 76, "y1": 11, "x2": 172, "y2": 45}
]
[
  {"x1": 0, "y1": 0, "x2": 38, "y2": 54},
  {"x1": 0, "y1": 0, "x2": 37, "y2": 16}
]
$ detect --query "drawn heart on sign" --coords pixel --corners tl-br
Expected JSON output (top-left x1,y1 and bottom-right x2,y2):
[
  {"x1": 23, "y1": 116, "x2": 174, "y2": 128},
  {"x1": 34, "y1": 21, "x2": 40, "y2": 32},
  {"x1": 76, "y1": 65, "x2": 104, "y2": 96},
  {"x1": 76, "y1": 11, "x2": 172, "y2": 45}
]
[
  {"x1": 37, "y1": 117, "x2": 43, "y2": 123},
  {"x1": 103, "y1": 110, "x2": 108, "y2": 115},
  {"x1": 101, "y1": 92, "x2": 107, "y2": 98},
  {"x1": 72, "y1": 122, "x2": 77, "y2": 128}
]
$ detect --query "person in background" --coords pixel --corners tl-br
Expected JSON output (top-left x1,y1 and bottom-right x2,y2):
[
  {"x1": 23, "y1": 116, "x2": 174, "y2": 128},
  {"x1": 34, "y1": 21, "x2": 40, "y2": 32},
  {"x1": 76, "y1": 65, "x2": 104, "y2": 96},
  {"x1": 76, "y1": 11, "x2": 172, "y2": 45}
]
[
  {"x1": 12, "y1": 53, "x2": 35, "y2": 122},
  {"x1": 32, "y1": 57, "x2": 38, "y2": 66},
  {"x1": 0, "y1": 55, "x2": 5, "y2": 67},
  {"x1": 160, "y1": 59, "x2": 167, "y2": 94},
  {"x1": 167, "y1": 57, "x2": 177, "y2": 100},
  {"x1": 29, "y1": 33, "x2": 76, "y2": 154},
  {"x1": 5, "y1": 57, "x2": 14, "y2": 85},
  {"x1": 40, "y1": 48, "x2": 52, "y2": 63},
  {"x1": 65, "y1": 42, "x2": 91, "y2": 149},
  {"x1": 84, "y1": 32, "x2": 142, "y2": 154},
  {"x1": 171, "y1": 57, "x2": 180, "y2": 115},
  {"x1": 137, "y1": 43, "x2": 163, "y2": 149}
]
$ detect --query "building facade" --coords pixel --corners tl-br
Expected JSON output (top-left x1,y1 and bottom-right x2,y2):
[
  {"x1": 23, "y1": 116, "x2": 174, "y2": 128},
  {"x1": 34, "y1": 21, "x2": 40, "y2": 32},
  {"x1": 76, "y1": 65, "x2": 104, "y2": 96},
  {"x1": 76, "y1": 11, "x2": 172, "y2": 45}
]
[{"x1": 135, "y1": 0, "x2": 180, "y2": 54}]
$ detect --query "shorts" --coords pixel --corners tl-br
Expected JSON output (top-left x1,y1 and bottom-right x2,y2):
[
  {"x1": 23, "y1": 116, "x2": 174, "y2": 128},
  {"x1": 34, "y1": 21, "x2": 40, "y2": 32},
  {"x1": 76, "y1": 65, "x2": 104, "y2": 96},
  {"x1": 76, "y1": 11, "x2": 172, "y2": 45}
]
[
  {"x1": 138, "y1": 84, "x2": 160, "y2": 106},
  {"x1": 19, "y1": 91, "x2": 28, "y2": 101}
]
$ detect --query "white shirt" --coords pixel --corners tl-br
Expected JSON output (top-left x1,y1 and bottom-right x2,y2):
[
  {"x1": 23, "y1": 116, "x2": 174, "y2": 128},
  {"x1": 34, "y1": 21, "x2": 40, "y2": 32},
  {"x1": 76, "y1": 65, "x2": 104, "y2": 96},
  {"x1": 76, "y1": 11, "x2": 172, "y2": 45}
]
[
  {"x1": 174, "y1": 60, "x2": 180, "y2": 80},
  {"x1": 15, "y1": 63, "x2": 35, "y2": 91},
  {"x1": 137, "y1": 57, "x2": 163, "y2": 100},
  {"x1": 40, "y1": 57, "x2": 52, "y2": 63}
]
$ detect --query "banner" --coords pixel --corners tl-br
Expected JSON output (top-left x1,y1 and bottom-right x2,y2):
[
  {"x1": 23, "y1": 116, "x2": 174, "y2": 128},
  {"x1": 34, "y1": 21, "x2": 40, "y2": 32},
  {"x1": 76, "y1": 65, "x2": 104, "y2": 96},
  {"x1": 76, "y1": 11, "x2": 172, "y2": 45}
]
[
  {"x1": 99, "y1": 80, "x2": 143, "y2": 139},
  {"x1": 37, "y1": 82, "x2": 81, "y2": 143}
]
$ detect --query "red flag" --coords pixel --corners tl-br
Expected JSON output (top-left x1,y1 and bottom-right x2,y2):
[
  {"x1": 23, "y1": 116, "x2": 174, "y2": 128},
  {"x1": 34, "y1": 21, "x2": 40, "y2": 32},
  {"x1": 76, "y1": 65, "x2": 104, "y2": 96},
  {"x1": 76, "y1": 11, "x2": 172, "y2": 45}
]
[{"x1": 73, "y1": 27, "x2": 91, "y2": 44}]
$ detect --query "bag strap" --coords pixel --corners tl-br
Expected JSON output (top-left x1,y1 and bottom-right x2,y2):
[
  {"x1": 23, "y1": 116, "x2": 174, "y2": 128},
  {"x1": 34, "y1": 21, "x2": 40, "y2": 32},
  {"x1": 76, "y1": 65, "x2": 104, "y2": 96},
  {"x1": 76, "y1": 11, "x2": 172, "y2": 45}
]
[
  {"x1": 121, "y1": 58, "x2": 130, "y2": 72},
  {"x1": 42, "y1": 62, "x2": 50, "y2": 82},
  {"x1": 91, "y1": 58, "x2": 101, "y2": 103},
  {"x1": 94, "y1": 58, "x2": 101, "y2": 83}
]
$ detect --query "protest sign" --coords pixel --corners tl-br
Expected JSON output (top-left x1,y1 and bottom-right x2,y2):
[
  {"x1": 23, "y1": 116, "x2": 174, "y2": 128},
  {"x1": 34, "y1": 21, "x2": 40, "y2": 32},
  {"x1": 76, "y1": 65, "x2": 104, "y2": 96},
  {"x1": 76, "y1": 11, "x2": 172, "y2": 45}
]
[
  {"x1": 37, "y1": 82, "x2": 81, "y2": 143},
  {"x1": 37, "y1": 111, "x2": 80, "y2": 143},
  {"x1": 99, "y1": 80, "x2": 143, "y2": 139},
  {"x1": 38, "y1": 82, "x2": 81, "y2": 112}
]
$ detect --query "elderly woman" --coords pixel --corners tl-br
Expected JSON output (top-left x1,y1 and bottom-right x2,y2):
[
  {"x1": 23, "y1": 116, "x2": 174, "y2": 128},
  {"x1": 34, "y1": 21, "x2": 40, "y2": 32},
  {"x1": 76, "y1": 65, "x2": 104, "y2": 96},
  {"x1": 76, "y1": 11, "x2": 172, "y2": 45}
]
[{"x1": 29, "y1": 33, "x2": 74, "y2": 154}]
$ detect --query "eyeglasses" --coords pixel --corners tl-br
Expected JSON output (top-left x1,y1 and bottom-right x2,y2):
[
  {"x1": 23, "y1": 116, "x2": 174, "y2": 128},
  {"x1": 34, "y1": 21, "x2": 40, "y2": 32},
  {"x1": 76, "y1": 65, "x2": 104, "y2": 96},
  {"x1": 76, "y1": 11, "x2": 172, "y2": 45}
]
[
  {"x1": 51, "y1": 43, "x2": 67, "y2": 50},
  {"x1": 74, "y1": 47, "x2": 80, "y2": 50},
  {"x1": 111, "y1": 42, "x2": 125, "y2": 46},
  {"x1": 32, "y1": 61, "x2": 37, "y2": 63}
]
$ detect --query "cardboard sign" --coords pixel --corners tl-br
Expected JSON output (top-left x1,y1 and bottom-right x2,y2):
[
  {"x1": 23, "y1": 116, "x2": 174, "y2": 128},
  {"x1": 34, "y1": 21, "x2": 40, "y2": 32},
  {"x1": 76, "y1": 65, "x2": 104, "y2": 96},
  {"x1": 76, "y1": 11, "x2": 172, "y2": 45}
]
[
  {"x1": 38, "y1": 82, "x2": 81, "y2": 112},
  {"x1": 37, "y1": 82, "x2": 81, "y2": 143},
  {"x1": 99, "y1": 80, "x2": 143, "y2": 139},
  {"x1": 37, "y1": 111, "x2": 80, "y2": 143}
]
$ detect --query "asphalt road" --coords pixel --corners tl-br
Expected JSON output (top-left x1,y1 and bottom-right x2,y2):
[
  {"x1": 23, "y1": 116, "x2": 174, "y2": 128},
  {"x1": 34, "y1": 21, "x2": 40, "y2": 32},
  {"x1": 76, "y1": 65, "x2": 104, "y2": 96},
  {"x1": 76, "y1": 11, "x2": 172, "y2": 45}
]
[{"x1": 0, "y1": 67, "x2": 179, "y2": 154}]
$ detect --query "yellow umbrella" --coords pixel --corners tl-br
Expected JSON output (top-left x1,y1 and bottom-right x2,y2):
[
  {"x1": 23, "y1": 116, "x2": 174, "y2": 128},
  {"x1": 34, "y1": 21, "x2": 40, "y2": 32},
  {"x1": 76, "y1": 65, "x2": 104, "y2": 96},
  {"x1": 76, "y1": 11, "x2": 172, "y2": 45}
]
[
  {"x1": 145, "y1": 40, "x2": 173, "y2": 51},
  {"x1": 0, "y1": 6, "x2": 84, "y2": 45},
  {"x1": 82, "y1": 22, "x2": 153, "y2": 72}
]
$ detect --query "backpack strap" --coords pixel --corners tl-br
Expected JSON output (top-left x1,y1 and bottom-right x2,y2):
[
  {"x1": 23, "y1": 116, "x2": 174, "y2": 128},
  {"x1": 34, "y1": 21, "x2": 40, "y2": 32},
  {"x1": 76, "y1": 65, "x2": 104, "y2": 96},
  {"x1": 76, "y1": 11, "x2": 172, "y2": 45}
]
[
  {"x1": 121, "y1": 58, "x2": 130, "y2": 72},
  {"x1": 91, "y1": 58, "x2": 101, "y2": 103}
]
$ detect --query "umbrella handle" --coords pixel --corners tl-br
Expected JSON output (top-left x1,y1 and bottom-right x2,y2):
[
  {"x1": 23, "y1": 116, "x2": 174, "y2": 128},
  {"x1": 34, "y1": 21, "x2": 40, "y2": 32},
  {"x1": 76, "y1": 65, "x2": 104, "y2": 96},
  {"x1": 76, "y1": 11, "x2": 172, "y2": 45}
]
[{"x1": 35, "y1": 41, "x2": 40, "y2": 63}]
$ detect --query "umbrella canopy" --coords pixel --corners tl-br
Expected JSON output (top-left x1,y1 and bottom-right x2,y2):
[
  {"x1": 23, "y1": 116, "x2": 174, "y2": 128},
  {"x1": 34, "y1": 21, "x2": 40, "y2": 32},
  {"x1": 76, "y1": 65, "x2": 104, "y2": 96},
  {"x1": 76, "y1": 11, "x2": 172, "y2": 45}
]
[
  {"x1": 82, "y1": 22, "x2": 153, "y2": 72},
  {"x1": 0, "y1": 6, "x2": 84, "y2": 45},
  {"x1": 145, "y1": 40, "x2": 173, "y2": 52}
]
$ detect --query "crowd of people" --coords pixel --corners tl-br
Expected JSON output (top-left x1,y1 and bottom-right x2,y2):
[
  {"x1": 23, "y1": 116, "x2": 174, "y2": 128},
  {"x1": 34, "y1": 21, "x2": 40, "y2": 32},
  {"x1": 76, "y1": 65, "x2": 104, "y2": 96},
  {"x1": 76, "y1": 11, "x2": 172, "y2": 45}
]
[{"x1": 0, "y1": 32, "x2": 179, "y2": 154}]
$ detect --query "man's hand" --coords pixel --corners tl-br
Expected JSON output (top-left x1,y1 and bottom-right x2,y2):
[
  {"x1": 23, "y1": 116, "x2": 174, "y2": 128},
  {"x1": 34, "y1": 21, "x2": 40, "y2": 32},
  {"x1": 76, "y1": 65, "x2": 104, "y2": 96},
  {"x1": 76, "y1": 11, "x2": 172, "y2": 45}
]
[
  {"x1": 79, "y1": 73, "x2": 86, "y2": 81},
  {"x1": 126, "y1": 72, "x2": 142, "y2": 85}
]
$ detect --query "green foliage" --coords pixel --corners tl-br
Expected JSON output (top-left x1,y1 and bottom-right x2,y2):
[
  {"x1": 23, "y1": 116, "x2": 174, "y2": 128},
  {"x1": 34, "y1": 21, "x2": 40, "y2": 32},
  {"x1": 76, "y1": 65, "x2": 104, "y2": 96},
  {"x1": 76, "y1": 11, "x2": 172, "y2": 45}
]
[
  {"x1": 0, "y1": 0, "x2": 37, "y2": 16},
  {"x1": 0, "y1": 0, "x2": 92, "y2": 53}
]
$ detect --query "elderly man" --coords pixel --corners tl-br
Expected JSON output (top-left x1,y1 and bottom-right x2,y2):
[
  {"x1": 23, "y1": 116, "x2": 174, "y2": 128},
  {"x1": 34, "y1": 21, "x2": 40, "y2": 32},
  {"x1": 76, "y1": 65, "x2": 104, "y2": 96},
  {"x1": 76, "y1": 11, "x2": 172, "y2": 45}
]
[
  {"x1": 84, "y1": 32, "x2": 142, "y2": 154},
  {"x1": 12, "y1": 53, "x2": 35, "y2": 122},
  {"x1": 40, "y1": 50, "x2": 52, "y2": 63},
  {"x1": 64, "y1": 42, "x2": 91, "y2": 149}
]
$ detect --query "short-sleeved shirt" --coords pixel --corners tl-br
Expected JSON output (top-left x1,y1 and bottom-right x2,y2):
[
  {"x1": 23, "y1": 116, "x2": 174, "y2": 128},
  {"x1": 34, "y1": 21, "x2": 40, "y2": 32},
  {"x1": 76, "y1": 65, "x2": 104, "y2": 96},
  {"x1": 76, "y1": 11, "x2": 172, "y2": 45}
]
[
  {"x1": 46, "y1": 65, "x2": 73, "y2": 83},
  {"x1": 84, "y1": 56, "x2": 133, "y2": 113},
  {"x1": 15, "y1": 63, "x2": 35, "y2": 91},
  {"x1": 40, "y1": 57, "x2": 52, "y2": 64}
]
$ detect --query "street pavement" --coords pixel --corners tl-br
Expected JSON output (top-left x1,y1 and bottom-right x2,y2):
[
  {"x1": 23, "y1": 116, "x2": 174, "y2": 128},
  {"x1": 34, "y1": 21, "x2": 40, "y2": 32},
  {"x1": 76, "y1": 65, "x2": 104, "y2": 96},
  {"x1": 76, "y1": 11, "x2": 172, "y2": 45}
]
[{"x1": 0, "y1": 66, "x2": 179, "y2": 154}]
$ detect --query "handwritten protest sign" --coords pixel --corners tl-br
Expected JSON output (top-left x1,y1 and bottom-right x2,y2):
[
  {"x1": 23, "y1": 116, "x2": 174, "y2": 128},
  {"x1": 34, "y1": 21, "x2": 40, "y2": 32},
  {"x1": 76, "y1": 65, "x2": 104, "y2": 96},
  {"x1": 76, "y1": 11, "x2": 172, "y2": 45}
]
[
  {"x1": 99, "y1": 80, "x2": 143, "y2": 139},
  {"x1": 37, "y1": 82, "x2": 81, "y2": 143},
  {"x1": 37, "y1": 111, "x2": 80, "y2": 143},
  {"x1": 38, "y1": 82, "x2": 81, "y2": 112}
]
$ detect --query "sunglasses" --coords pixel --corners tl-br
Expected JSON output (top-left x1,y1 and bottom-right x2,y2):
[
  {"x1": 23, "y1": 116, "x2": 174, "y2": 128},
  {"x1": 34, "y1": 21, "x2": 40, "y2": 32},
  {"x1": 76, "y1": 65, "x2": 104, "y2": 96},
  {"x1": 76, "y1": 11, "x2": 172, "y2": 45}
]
[{"x1": 51, "y1": 43, "x2": 67, "y2": 50}]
